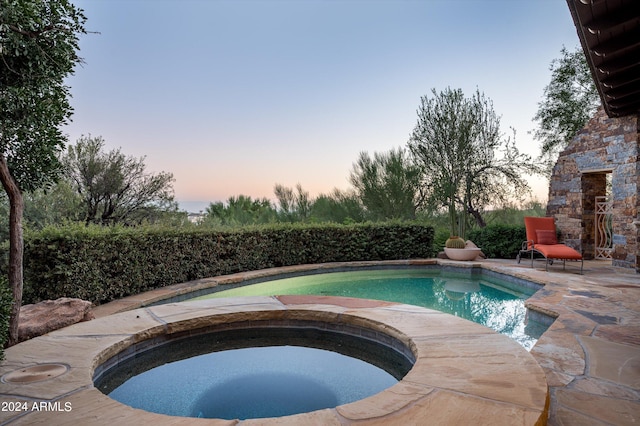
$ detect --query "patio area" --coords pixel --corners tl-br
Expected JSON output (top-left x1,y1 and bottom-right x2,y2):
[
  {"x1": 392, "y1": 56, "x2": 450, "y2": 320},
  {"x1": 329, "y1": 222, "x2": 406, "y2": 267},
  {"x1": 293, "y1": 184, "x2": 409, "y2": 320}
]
[
  {"x1": 1, "y1": 258, "x2": 639, "y2": 425},
  {"x1": 483, "y1": 258, "x2": 640, "y2": 425}
]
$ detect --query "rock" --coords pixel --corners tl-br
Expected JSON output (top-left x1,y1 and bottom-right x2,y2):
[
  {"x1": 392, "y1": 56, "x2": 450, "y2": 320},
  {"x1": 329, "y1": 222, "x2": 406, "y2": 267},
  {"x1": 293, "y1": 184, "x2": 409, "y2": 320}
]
[
  {"x1": 18, "y1": 297, "x2": 94, "y2": 342},
  {"x1": 465, "y1": 240, "x2": 487, "y2": 259}
]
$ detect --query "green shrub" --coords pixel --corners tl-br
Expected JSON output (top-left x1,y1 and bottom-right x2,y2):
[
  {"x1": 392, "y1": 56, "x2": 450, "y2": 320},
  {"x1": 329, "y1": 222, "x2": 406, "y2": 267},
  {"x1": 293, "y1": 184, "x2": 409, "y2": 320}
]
[
  {"x1": 432, "y1": 228, "x2": 450, "y2": 253},
  {"x1": 23, "y1": 222, "x2": 434, "y2": 305},
  {"x1": 467, "y1": 224, "x2": 526, "y2": 259},
  {"x1": 0, "y1": 278, "x2": 12, "y2": 359}
]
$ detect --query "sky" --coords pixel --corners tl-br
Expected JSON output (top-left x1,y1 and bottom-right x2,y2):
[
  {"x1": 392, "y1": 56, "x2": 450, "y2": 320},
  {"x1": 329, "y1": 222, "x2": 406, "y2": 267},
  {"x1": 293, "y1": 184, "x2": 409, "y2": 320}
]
[{"x1": 63, "y1": 0, "x2": 582, "y2": 213}]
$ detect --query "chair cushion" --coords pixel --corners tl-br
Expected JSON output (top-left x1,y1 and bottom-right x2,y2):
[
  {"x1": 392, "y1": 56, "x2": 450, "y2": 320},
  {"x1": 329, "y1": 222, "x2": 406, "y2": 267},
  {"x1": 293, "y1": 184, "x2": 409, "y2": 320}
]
[
  {"x1": 535, "y1": 244, "x2": 583, "y2": 260},
  {"x1": 536, "y1": 229, "x2": 558, "y2": 245}
]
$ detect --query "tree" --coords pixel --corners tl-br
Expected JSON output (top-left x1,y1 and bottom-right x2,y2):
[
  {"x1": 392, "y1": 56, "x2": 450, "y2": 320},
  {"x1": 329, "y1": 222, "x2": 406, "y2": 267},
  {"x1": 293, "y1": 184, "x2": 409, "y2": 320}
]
[
  {"x1": 274, "y1": 183, "x2": 311, "y2": 223},
  {"x1": 23, "y1": 181, "x2": 84, "y2": 228},
  {"x1": 62, "y1": 135, "x2": 176, "y2": 225},
  {"x1": 309, "y1": 189, "x2": 365, "y2": 224},
  {"x1": 408, "y1": 88, "x2": 537, "y2": 237},
  {"x1": 349, "y1": 148, "x2": 423, "y2": 221},
  {"x1": 532, "y1": 46, "x2": 600, "y2": 168},
  {"x1": 204, "y1": 195, "x2": 276, "y2": 226},
  {"x1": 0, "y1": 1, "x2": 86, "y2": 345},
  {"x1": 0, "y1": 182, "x2": 83, "y2": 244}
]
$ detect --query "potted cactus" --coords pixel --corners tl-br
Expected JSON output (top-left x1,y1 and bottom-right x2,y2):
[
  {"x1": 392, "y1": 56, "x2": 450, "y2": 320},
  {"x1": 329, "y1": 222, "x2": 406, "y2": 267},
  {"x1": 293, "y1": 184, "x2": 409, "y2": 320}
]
[
  {"x1": 445, "y1": 235, "x2": 466, "y2": 249},
  {"x1": 443, "y1": 207, "x2": 481, "y2": 261}
]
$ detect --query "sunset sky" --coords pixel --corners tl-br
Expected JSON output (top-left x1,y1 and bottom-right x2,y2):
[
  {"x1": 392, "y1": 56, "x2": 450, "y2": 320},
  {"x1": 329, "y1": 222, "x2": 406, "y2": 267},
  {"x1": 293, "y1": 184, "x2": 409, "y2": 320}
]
[{"x1": 63, "y1": 0, "x2": 582, "y2": 212}]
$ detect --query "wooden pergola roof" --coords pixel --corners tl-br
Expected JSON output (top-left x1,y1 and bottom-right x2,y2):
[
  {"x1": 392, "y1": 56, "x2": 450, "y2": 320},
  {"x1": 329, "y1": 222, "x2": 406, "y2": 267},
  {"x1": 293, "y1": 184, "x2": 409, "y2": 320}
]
[{"x1": 566, "y1": 0, "x2": 640, "y2": 118}]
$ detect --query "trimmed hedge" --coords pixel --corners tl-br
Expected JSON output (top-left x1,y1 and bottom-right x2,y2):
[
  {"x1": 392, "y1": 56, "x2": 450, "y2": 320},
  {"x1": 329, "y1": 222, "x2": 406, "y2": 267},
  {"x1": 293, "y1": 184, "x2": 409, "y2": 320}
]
[
  {"x1": 23, "y1": 222, "x2": 434, "y2": 305},
  {"x1": 467, "y1": 224, "x2": 526, "y2": 259}
]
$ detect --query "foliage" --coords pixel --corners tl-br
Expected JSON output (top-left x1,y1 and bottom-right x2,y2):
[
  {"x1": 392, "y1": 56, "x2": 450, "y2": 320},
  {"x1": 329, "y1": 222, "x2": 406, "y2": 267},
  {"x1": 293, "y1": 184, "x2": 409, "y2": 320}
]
[
  {"x1": 0, "y1": 0, "x2": 86, "y2": 346},
  {"x1": 408, "y1": 88, "x2": 538, "y2": 237},
  {"x1": 0, "y1": 181, "x2": 187, "y2": 242},
  {"x1": 22, "y1": 181, "x2": 84, "y2": 228},
  {"x1": 0, "y1": 278, "x2": 11, "y2": 359},
  {"x1": 428, "y1": 203, "x2": 541, "y2": 255},
  {"x1": 432, "y1": 227, "x2": 450, "y2": 253},
  {"x1": 201, "y1": 186, "x2": 367, "y2": 228},
  {"x1": 408, "y1": 88, "x2": 474, "y2": 236},
  {"x1": 203, "y1": 195, "x2": 277, "y2": 226},
  {"x1": 532, "y1": 46, "x2": 600, "y2": 170},
  {"x1": 22, "y1": 222, "x2": 434, "y2": 305},
  {"x1": 350, "y1": 148, "x2": 422, "y2": 221},
  {"x1": 467, "y1": 224, "x2": 526, "y2": 259},
  {"x1": 482, "y1": 200, "x2": 546, "y2": 227},
  {"x1": 274, "y1": 183, "x2": 311, "y2": 222},
  {"x1": 61, "y1": 135, "x2": 176, "y2": 225},
  {"x1": 0, "y1": 0, "x2": 86, "y2": 191},
  {"x1": 309, "y1": 189, "x2": 365, "y2": 224}
]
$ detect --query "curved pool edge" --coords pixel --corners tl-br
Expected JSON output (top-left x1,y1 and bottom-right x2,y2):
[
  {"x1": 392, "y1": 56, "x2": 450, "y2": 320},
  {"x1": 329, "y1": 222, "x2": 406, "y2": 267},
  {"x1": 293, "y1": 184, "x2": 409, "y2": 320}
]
[
  {"x1": 92, "y1": 258, "x2": 546, "y2": 318},
  {"x1": 0, "y1": 295, "x2": 549, "y2": 425}
]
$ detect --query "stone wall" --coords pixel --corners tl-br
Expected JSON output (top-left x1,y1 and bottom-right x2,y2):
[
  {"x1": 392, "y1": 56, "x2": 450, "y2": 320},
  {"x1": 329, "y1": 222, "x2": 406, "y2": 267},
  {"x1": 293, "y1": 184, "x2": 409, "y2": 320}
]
[{"x1": 547, "y1": 108, "x2": 639, "y2": 270}]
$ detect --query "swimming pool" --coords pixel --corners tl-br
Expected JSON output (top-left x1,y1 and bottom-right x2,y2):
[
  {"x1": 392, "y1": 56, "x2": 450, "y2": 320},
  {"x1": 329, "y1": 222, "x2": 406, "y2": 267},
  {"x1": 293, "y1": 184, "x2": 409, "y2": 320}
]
[
  {"x1": 190, "y1": 268, "x2": 548, "y2": 350},
  {"x1": 94, "y1": 266, "x2": 549, "y2": 421},
  {"x1": 5, "y1": 262, "x2": 552, "y2": 425}
]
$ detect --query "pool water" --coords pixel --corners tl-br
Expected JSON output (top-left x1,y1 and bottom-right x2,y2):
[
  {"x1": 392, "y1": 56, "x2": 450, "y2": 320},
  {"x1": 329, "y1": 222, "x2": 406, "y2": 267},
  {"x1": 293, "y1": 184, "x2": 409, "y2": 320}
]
[
  {"x1": 192, "y1": 269, "x2": 547, "y2": 350},
  {"x1": 99, "y1": 328, "x2": 412, "y2": 420},
  {"x1": 100, "y1": 268, "x2": 547, "y2": 420},
  {"x1": 108, "y1": 346, "x2": 395, "y2": 419}
]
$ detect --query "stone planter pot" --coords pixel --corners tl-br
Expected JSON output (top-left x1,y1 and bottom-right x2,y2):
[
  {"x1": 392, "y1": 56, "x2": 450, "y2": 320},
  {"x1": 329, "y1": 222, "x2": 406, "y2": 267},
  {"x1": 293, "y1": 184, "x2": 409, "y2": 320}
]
[{"x1": 444, "y1": 247, "x2": 482, "y2": 261}]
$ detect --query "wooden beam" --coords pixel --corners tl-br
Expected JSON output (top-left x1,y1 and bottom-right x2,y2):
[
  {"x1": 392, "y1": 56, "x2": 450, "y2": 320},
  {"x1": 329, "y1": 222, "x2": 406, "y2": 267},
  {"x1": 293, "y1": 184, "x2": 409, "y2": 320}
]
[
  {"x1": 604, "y1": 81, "x2": 640, "y2": 100},
  {"x1": 596, "y1": 45, "x2": 640, "y2": 74},
  {"x1": 585, "y1": 3, "x2": 640, "y2": 33},
  {"x1": 592, "y1": 27, "x2": 640, "y2": 57},
  {"x1": 601, "y1": 65, "x2": 640, "y2": 89}
]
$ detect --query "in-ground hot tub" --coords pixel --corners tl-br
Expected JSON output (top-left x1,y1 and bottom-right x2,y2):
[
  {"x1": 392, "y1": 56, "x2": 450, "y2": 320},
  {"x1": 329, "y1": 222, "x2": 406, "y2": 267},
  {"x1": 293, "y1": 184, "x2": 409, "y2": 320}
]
[
  {"x1": 0, "y1": 295, "x2": 550, "y2": 424},
  {"x1": 95, "y1": 322, "x2": 414, "y2": 420}
]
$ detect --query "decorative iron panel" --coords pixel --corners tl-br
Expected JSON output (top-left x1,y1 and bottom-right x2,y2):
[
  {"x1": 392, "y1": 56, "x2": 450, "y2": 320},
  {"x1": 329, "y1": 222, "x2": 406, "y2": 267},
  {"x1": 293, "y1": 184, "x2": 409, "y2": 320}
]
[{"x1": 595, "y1": 196, "x2": 613, "y2": 260}]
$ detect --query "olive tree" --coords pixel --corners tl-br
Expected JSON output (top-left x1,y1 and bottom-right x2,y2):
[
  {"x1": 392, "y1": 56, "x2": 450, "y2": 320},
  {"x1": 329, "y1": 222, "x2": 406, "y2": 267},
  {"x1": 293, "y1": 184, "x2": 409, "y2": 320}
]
[
  {"x1": 0, "y1": 0, "x2": 86, "y2": 345},
  {"x1": 408, "y1": 88, "x2": 537, "y2": 238},
  {"x1": 62, "y1": 135, "x2": 176, "y2": 225},
  {"x1": 532, "y1": 46, "x2": 600, "y2": 169}
]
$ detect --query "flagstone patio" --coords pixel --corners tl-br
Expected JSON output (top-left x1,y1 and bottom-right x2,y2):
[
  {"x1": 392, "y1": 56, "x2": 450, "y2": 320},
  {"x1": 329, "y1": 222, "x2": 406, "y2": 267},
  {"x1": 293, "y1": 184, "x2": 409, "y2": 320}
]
[{"x1": 0, "y1": 258, "x2": 638, "y2": 425}]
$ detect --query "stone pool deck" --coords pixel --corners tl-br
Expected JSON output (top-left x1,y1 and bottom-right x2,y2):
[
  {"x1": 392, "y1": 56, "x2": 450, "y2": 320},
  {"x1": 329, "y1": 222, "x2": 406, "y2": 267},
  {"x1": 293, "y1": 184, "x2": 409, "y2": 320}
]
[
  {"x1": 483, "y1": 258, "x2": 640, "y2": 425},
  {"x1": 1, "y1": 258, "x2": 639, "y2": 425}
]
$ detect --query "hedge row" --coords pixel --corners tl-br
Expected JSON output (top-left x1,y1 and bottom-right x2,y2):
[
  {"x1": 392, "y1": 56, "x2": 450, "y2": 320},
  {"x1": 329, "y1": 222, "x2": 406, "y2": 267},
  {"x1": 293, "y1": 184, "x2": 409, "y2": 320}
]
[
  {"x1": 467, "y1": 224, "x2": 526, "y2": 259},
  {"x1": 23, "y1": 222, "x2": 434, "y2": 305}
]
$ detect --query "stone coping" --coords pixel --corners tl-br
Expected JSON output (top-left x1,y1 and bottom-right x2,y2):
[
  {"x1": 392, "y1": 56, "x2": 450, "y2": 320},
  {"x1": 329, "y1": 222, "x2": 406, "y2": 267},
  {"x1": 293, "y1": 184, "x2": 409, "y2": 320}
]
[
  {"x1": 3, "y1": 258, "x2": 639, "y2": 424},
  {"x1": 90, "y1": 259, "x2": 492, "y2": 318},
  {"x1": 0, "y1": 293, "x2": 549, "y2": 425}
]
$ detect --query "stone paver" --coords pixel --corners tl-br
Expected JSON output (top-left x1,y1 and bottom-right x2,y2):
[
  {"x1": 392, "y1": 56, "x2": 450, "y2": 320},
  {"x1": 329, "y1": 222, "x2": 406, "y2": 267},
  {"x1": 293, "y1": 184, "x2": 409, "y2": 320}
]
[
  {"x1": 482, "y1": 259, "x2": 640, "y2": 426},
  {"x1": 0, "y1": 286, "x2": 548, "y2": 425},
  {"x1": 2, "y1": 258, "x2": 639, "y2": 425}
]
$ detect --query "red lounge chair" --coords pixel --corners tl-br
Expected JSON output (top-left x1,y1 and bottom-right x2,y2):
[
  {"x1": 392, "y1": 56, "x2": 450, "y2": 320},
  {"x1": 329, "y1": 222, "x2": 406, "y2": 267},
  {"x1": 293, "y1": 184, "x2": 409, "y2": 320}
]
[{"x1": 517, "y1": 216, "x2": 583, "y2": 274}]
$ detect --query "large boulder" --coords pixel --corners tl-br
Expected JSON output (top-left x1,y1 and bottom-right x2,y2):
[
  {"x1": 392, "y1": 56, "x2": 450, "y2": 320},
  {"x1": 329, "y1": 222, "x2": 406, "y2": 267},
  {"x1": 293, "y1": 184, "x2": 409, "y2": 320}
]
[{"x1": 18, "y1": 297, "x2": 94, "y2": 342}]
